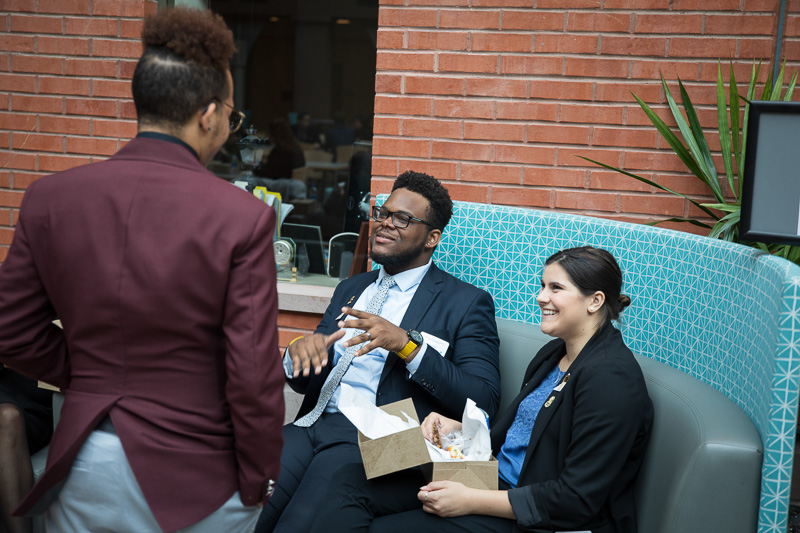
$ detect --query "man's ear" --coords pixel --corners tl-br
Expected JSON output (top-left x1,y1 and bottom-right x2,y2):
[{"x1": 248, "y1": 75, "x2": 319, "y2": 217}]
[
  {"x1": 199, "y1": 102, "x2": 217, "y2": 133},
  {"x1": 425, "y1": 229, "x2": 442, "y2": 250}
]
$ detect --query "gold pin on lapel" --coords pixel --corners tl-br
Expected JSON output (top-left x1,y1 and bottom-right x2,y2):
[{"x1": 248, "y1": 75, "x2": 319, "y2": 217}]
[
  {"x1": 544, "y1": 396, "x2": 555, "y2": 408},
  {"x1": 335, "y1": 295, "x2": 357, "y2": 320}
]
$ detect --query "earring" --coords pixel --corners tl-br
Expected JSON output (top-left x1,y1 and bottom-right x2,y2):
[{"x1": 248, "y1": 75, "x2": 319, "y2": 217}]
[{"x1": 207, "y1": 126, "x2": 211, "y2": 132}]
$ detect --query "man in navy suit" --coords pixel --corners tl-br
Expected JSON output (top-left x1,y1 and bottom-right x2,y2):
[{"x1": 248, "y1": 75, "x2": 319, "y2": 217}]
[{"x1": 256, "y1": 171, "x2": 501, "y2": 532}]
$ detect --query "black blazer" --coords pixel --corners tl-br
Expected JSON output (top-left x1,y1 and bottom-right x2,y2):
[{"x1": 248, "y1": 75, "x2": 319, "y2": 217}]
[
  {"x1": 288, "y1": 263, "x2": 502, "y2": 422},
  {"x1": 491, "y1": 324, "x2": 653, "y2": 533}
]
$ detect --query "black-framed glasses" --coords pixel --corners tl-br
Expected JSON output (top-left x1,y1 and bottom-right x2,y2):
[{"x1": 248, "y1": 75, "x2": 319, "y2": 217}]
[
  {"x1": 211, "y1": 97, "x2": 245, "y2": 133},
  {"x1": 371, "y1": 206, "x2": 433, "y2": 229}
]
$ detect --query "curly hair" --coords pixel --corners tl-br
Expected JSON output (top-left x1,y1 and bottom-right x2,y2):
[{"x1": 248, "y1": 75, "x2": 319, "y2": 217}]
[
  {"x1": 132, "y1": 8, "x2": 236, "y2": 130},
  {"x1": 392, "y1": 170, "x2": 453, "y2": 231}
]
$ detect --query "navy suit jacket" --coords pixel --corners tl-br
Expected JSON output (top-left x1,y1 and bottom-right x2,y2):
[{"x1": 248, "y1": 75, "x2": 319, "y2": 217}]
[
  {"x1": 0, "y1": 137, "x2": 286, "y2": 532},
  {"x1": 288, "y1": 263, "x2": 501, "y2": 422},
  {"x1": 492, "y1": 324, "x2": 653, "y2": 533}
]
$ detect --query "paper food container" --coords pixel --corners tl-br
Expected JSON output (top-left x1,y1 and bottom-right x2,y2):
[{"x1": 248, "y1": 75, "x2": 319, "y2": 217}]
[{"x1": 357, "y1": 398, "x2": 498, "y2": 490}]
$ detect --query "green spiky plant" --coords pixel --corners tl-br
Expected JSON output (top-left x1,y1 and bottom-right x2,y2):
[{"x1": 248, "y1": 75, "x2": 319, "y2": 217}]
[{"x1": 580, "y1": 60, "x2": 800, "y2": 263}]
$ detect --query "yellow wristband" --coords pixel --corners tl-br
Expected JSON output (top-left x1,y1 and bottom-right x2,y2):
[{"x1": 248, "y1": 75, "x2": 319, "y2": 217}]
[{"x1": 287, "y1": 335, "x2": 304, "y2": 348}]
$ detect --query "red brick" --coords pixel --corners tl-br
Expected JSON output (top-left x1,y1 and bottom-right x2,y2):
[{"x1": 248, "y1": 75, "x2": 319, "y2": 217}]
[
  {"x1": 786, "y1": 15, "x2": 800, "y2": 37},
  {"x1": 39, "y1": 0, "x2": 91, "y2": 14},
  {"x1": 464, "y1": 121, "x2": 524, "y2": 141},
  {"x1": 12, "y1": 172, "x2": 47, "y2": 190},
  {"x1": 739, "y1": 39, "x2": 775, "y2": 59},
  {"x1": 439, "y1": 53, "x2": 498, "y2": 73},
  {"x1": 11, "y1": 55, "x2": 62, "y2": 75},
  {"x1": 624, "y1": 104, "x2": 669, "y2": 127},
  {"x1": 0, "y1": 54, "x2": 8, "y2": 73},
  {"x1": 38, "y1": 36, "x2": 91, "y2": 56},
  {"x1": 12, "y1": 133, "x2": 63, "y2": 152},
  {"x1": 39, "y1": 76, "x2": 91, "y2": 96},
  {"x1": 0, "y1": 173, "x2": 9, "y2": 188},
  {"x1": 65, "y1": 98, "x2": 116, "y2": 117},
  {"x1": 377, "y1": 29, "x2": 404, "y2": 50},
  {"x1": 439, "y1": 10, "x2": 500, "y2": 30},
  {"x1": 431, "y1": 140, "x2": 491, "y2": 161},
  {"x1": 38, "y1": 154, "x2": 91, "y2": 172},
  {"x1": 587, "y1": 170, "x2": 651, "y2": 192},
  {"x1": 378, "y1": 8, "x2": 438, "y2": 28},
  {"x1": 11, "y1": 94, "x2": 62, "y2": 114},
  {"x1": 407, "y1": 0, "x2": 468, "y2": 4},
  {"x1": 65, "y1": 17, "x2": 118, "y2": 36},
  {"x1": 494, "y1": 144, "x2": 554, "y2": 164},
  {"x1": 91, "y1": 0, "x2": 148, "y2": 16},
  {"x1": 0, "y1": 133, "x2": 8, "y2": 149},
  {"x1": 119, "y1": 19, "x2": 143, "y2": 39},
  {"x1": 65, "y1": 58, "x2": 118, "y2": 78},
  {"x1": 373, "y1": 117, "x2": 401, "y2": 135},
  {"x1": 471, "y1": 32, "x2": 532, "y2": 53},
  {"x1": 530, "y1": 80, "x2": 592, "y2": 100},
  {"x1": 0, "y1": 190, "x2": 26, "y2": 208},
  {"x1": 673, "y1": 0, "x2": 741, "y2": 9},
  {"x1": 397, "y1": 159, "x2": 458, "y2": 181},
  {"x1": 93, "y1": 79, "x2": 131, "y2": 98},
  {"x1": 555, "y1": 190, "x2": 617, "y2": 211},
  {"x1": 0, "y1": 94, "x2": 7, "y2": 109},
  {"x1": 0, "y1": 227, "x2": 16, "y2": 246},
  {"x1": 502, "y1": 11, "x2": 564, "y2": 31},
  {"x1": 534, "y1": 34, "x2": 598, "y2": 54},
  {"x1": 92, "y1": 39, "x2": 142, "y2": 59},
  {"x1": 604, "y1": 0, "x2": 669, "y2": 7},
  {"x1": 0, "y1": 73, "x2": 35, "y2": 93},
  {"x1": 375, "y1": 73, "x2": 402, "y2": 93},
  {"x1": 120, "y1": 61, "x2": 137, "y2": 79},
  {"x1": 620, "y1": 193, "x2": 685, "y2": 215},
  {"x1": 372, "y1": 137, "x2": 430, "y2": 157},
  {"x1": 444, "y1": 182, "x2": 490, "y2": 203},
  {"x1": 524, "y1": 167, "x2": 586, "y2": 188},
  {"x1": 376, "y1": 51, "x2": 435, "y2": 72},
  {"x1": 501, "y1": 55, "x2": 562, "y2": 75},
  {"x1": 634, "y1": 14, "x2": 703, "y2": 34},
  {"x1": 0, "y1": 112, "x2": 36, "y2": 131},
  {"x1": 10, "y1": 14, "x2": 63, "y2": 34},
  {"x1": 466, "y1": 78, "x2": 526, "y2": 98},
  {"x1": 434, "y1": 98, "x2": 494, "y2": 119},
  {"x1": 92, "y1": 119, "x2": 137, "y2": 139},
  {"x1": 537, "y1": 0, "x2": 599, "y2": 5},
  {"x1": 563, "y1": 147, "x2": 622, "y2": 168},
  {"x1": 471, "y1": 0, "x2": 532, "y2": 5},
  {"x1": 120, "y1": 101, "x2": 137, "y2": 119},
  {"x1": 406, "y1": 75, "x2": 463, "y2": 95},
  {"x1": 403, "y1": 117, "x2": 461, "y2": 138},
  {"x1": 2, "y1": 0, "x2": 36, "y2": 12},
  {"x1": 623, "y1": 150, "x2": 688, "y2": 172},
  {"x1": 371, "y1": 157, "x2": 398, "y2": 177},
  {"x1": 493, "y1": 187, "x2": 549, "y2": 207},
  {"x1": 705, "y1": 15, "x2": 776, "y2": 35},
  {"x1": 0, "y1": 35, "x2": 35, "y2": 53},
  {"x1": 595, "y1": 82, "x2": 661, "y2": 104},
  {"x1": 566, "y1": 12, "x2": 631, "y2": 33},
  {"x1": 565, "y1": 57, "x2": 629, "y2": 78},
  {"x1": 39, "y1": 116, "x2": 90, "y2": 135},
  {"x1": 657, "y1": 174, "x2": 722, "y2": 196},
  {"x1": 66, "y1": 136, "x2": 117, "y2": 155},
  {"x1": 593, "y1": 127, "x2": 660, "y2": 149},
  {"x1": 630, "y1": 60, "x2": 700, "y2": 81},
  {"x1": 530, "y1": 124, "x2": 592, "y2": 145},
  {"x1": 496, "y1": 101, "x2": 557, "y2": 121},
  {"x1": 374, "y1": 95, "x2": 433, "y2": 116},
  {"x1": 669, "y1": 38, "x2": 738, "y2": 58},
  {"x1": 462, "y1": 163, "x2": 521, "y2": 183},
  {"x1": 562, "y1": 104, "x2": 625, "y2": 124},
  {"x1": 0, "y1": 247, "x2": 8, "y2": 262},
  {"x1": 602, "y1": 36, "x2": 667, "y2": 57}
]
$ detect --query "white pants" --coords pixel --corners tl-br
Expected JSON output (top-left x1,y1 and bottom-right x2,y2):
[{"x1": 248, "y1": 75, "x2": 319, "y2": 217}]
[{"x1": 45, "y1": 430, "x2": 259, "y2": 533}]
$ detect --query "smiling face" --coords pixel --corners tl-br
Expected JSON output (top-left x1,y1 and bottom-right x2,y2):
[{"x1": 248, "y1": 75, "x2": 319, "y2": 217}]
[
  {"x1": 537, "y1": 262, "x2": 603, "y2": 342},
  {"x1": 369, "y1": 188, "x2": 439, "y2": 275}
]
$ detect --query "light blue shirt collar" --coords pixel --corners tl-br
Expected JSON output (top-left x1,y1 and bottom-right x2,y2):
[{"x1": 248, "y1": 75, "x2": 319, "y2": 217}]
[{"x1": 376, "y1": 259, "x2": 432, "y2": 293}]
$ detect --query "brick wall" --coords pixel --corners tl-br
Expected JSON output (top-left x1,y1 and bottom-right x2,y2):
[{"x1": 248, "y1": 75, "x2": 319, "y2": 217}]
[
  {"x1": 373, "y1": 0, "x2": 800, "y2": 232},
  {"x1": 0, "y1": 0, "x2": 157, "y2": 261}
]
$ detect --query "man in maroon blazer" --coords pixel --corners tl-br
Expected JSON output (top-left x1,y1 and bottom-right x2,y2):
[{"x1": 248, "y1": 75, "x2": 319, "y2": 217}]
[{"x1": 0, "y1": 8, "x2": 284, "y2": 533}]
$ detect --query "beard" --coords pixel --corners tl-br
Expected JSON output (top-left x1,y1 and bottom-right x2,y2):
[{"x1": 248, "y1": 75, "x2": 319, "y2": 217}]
[{"x1": 369, "y1": 238, "x2": 427, "y2": 271}]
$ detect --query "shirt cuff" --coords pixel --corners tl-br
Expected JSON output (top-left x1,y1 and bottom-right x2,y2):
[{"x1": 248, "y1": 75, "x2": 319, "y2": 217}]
[
  {"x1": 283, "y1": 348, "x2": 294, "y2": 378},
  {"x1": 404, "y1": 341, "x2": 427, "y2": 375}
]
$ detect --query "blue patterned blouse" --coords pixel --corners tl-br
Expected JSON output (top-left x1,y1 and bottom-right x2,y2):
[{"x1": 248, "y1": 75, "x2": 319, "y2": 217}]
[{"x1": 497, "y1": 364, "x2": 566, "y2": 487}]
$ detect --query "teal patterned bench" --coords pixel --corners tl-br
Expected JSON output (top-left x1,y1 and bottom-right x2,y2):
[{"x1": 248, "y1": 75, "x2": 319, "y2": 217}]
[{"x1": 378, "y1": 195, "x2": 800, "y2": 533}]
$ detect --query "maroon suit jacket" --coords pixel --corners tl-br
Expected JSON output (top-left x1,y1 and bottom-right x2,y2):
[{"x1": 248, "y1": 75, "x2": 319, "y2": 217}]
[{"x1": 0, "y1": 137, "x2": 285, "y2": 532}]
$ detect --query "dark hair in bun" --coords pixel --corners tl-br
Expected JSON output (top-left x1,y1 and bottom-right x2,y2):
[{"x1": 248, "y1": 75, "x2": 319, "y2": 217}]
[{"x1": 545, "y1": 246, "x2": 630, "y2": 326}]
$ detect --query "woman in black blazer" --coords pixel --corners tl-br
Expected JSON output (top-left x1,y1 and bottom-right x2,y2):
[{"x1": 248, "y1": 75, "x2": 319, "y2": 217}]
[{"x1": 310, "y1": 247, "x2": 653, "y2": 533}]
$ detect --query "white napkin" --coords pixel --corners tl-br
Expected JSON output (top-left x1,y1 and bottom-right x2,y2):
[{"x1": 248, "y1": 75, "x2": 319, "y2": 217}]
[{"x1": 338, "y1": 384, "x2": 419, "y2": 440}]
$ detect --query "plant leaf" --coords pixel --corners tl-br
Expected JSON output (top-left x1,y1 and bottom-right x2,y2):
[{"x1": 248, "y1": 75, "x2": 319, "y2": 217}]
[
  {"x1": 577, "y1": 156, "x2": 720, "y2": 219},
  {"x1": 650, "y1": 217, "x2": 713, "y2": 229},
  {"x1": 676, "y1": 76, "x2": 722, "y2": 200},
  {"x1": 701, "y1": 202, "x2": 739, "y2": 212},
  {"x1": 770, "y1": 60, "x2": 786, "y2": 100},
  {"x1": 783, "y1": 71, "x2": 798, "y2": 102},
  {"x1": 716, "y1": 62, "x2": 736, "y2": 199},
  {"x1": 739, "y1": 60, "x2": 761, "y2": 192},
  {"x1": 729, "y1": 61, "x2": 742, "y2": 198}
]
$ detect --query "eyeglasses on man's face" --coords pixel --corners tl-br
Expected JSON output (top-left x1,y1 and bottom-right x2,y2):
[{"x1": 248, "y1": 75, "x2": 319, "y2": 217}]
[
  {"x1": 211, "y1": 97, "x2": 245, "y2": 134},
  {"x1": 371, "y1": 206, "x2": 433, "y2": 229}
]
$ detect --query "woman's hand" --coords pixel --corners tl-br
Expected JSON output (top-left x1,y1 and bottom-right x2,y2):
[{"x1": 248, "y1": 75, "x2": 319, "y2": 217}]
[
  {"x1": 418, "y1": 481, "x2": 480, "y2": 517},
  {"x1": 421, "y1": 412, "x2": 462, "y2": 444}
]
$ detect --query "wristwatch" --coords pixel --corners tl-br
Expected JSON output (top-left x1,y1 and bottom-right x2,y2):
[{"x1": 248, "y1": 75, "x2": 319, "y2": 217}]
[{"x1": 397, "y1": 330, "x2": 424, "y2": 360}]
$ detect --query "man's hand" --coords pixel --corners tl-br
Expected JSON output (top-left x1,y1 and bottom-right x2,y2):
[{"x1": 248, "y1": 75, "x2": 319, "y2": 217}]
[
  {"x1": 338, "y1": 307, "x2": 409, "y2": 358},
  {"x1": 288, "y1": 330, "x2": 345, "y2": 378}
]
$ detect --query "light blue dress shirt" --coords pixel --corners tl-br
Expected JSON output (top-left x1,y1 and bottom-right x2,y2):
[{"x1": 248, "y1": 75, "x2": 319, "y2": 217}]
[{"x1": 284, "y1": 260, "x2": 433, "y2": 413}]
